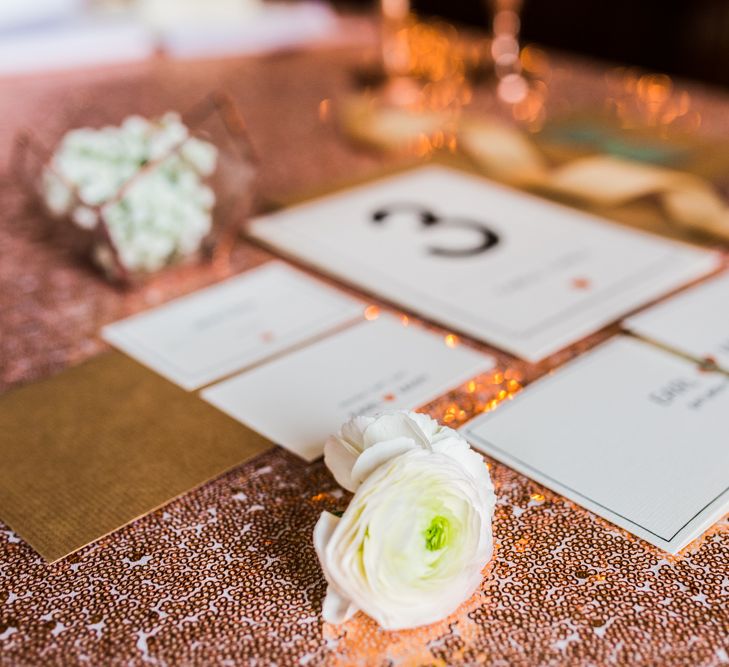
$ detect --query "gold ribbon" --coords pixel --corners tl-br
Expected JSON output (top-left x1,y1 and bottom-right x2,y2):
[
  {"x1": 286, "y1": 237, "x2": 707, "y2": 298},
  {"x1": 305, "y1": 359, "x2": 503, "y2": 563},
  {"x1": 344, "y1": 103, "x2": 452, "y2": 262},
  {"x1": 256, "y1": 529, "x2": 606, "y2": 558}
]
[{"x1": 341, "y1": 96, "x2": 729, "y2": 243}]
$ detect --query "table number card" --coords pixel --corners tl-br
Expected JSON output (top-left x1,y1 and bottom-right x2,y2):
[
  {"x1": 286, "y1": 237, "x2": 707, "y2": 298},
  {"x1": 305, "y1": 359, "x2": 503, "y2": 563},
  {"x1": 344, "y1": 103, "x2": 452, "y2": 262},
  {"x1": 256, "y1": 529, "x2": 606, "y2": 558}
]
[
  {"x1": 248, "y1": 165, "x2": 719, "y2": 362},
  {"x1": 460, "y1": 336, "x2": 729, "y2": 553},
  {"x1": 202, "y1": 314, "x2": 495, "y2": 461},
  {"x1": 624, "y1": 271, "x2": 729, "y2": 371},
  {"x1": 102, "y1": 261, "x2": 363, "y2": 390}
]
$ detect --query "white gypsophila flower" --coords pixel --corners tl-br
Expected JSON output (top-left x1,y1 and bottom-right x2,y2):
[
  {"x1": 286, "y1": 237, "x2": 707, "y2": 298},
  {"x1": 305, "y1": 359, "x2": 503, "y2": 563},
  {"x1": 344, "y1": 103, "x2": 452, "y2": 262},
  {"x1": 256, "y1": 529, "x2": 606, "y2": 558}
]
[
  {"x1": 70, "y1": 205, "x2": 98, "y2": 230},
  {"x1": 41, "y1": 168, "x2": 73, "y2": 216},
  {"x1": 41, "y1": 112, "x2": 218, "y2": 273},
  {"x1": 148, "y1": 112, "x2": 189, "y2": 160},
  {"x1": 314, "y1": 432, "x2": 495, "y2": 630},
  {"x1": 101, "y1": 159, "x2": 214, "y2": 272},
  {"x1": 180, "y1": 137, "x2": 219, "y2": 177}
]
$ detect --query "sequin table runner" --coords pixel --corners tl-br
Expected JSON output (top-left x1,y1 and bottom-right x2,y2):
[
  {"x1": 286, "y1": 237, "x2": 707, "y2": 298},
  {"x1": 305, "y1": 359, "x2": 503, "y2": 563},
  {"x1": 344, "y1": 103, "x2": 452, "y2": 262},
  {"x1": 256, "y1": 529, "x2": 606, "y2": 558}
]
[{"x1": 1, "y1": 44, "x2": 728, "y2": 666}]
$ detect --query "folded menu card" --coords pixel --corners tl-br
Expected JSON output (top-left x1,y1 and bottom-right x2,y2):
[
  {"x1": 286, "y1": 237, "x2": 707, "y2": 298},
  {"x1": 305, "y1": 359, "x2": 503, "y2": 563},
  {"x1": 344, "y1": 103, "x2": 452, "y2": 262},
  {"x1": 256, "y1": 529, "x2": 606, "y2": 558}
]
[
  {"x1": 0, "y1": 352, "x2": 272, "y2": 562},
  {"x1": 624, "y1": 271, "x2": 729, "y2": 372},
  {"x1": 460, "y1": 336, "x2": 729, "y2": 553},
  {"x1": 248, "y1": 165, "x2": 719, "y2": 362},
  {"x1": 202, "y1": 314, "x2": 495, "y2": 461},
  {"x1": 103, "y1": 261, "x2": 363, "y2": 390}
]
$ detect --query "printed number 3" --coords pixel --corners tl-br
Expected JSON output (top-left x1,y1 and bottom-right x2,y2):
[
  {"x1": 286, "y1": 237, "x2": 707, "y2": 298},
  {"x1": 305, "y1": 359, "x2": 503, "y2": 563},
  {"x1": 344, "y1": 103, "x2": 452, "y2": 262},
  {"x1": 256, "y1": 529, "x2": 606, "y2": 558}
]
[{"x1": 371, "y1": 204, "x2": 500, "y2": 257}]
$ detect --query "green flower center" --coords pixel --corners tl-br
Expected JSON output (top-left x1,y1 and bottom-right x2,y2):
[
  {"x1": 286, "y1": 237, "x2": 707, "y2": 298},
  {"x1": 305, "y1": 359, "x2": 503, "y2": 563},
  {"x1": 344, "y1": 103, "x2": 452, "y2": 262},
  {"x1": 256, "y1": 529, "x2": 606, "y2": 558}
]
[{"x1": 424, "y1": 515, "x2": 451, "y2": 551}]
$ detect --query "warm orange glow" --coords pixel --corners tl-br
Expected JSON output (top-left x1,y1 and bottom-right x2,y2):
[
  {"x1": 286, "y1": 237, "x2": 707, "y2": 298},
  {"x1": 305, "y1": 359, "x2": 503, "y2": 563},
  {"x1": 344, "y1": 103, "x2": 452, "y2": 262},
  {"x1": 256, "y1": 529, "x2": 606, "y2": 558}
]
[
  {"x1": 604, "y1": 66, "x2": 700, "y2": 131},
  {"x1": 515, "y1": 537, "x2": 529, "y2": 552},
  {"x1": 381, "y1": 0, "x2": 409, "y2": 21},
  {"x1": 364, "y1": 305, "x2": 380, "y2": 320},
  {"x1": 318, "y1": 98, "x2": 331, "y2": 122},
  {"x1": 511, "y1": 78, "x2": 548, "y2": 130},
  {"x1": 414, "y1": 133, "x2": 433, "y2": 157},
  {"x1": 497, "y1": 73, "x2": 528, "y2": 105},
  {"x1": 444, "y1": 333, "x2": 459, "y2": 348},
  {"x1": 520, "y1": 45, "x2": 550, "y2": 78}
]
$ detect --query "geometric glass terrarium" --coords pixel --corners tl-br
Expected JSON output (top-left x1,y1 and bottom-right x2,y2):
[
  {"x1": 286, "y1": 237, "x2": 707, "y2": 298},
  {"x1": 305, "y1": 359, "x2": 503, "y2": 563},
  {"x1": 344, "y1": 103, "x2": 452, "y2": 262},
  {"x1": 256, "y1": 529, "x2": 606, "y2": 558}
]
[{"x1": 15, "y1": 92, "x2": 257, "y2": 285}]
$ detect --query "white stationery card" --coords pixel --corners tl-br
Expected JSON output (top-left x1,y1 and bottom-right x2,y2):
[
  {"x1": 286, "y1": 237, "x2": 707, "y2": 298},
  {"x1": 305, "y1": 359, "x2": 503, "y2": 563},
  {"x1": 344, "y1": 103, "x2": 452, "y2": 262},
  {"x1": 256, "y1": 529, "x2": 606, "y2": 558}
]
[
  {"x1": 102, "y1": 262, "x2": 363, "y2": 390},
  {"x1": 202, "y1": 314, "x2": 495, "y2": 461},
  {"x1": 248, "y1": 165, "x2": 719, "y2": 362},
  {"x1": 460, "y1": 336, "x2": 729, "y2": 553},
  {"x1": 624, "y1": 271, "x2": 729, "y2": 371}
]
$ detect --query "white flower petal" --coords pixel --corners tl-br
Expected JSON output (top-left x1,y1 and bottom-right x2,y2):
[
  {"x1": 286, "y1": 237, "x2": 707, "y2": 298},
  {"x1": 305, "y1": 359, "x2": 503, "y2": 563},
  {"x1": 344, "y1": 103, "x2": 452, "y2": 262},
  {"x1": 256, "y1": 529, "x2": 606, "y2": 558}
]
[
  {"x1": 323, "y1": 436, "x2": 359, "y2": 493},
  {"x1": 321, "y1": 586, "x2": 358, "y2": 625},
  {"x1": 340, "y1": 415, "x2": 373, "y2": 450},
  {"x1": 313, "y1": 511, "x2": 339, "y2": 559},
  {"x1": 404, "y1": 411, "x2": 440, "y2": 438},
  {"x1": 349, "y1": 437, "x2": 417, "y2": 488},
  {"x1": 363, "y1": 413, "x2": 430, "y2": 450},
  {"x1": 313, "y1": 512, "x2": 359, "y2": 624}
]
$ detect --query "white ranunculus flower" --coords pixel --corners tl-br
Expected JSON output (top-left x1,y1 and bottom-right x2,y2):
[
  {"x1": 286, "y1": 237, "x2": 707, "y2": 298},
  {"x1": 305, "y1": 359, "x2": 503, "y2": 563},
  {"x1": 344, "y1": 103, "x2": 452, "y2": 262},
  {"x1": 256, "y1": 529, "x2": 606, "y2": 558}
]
[{"x1": 314, "y1": 442, "x2": 495, "y2": 630}]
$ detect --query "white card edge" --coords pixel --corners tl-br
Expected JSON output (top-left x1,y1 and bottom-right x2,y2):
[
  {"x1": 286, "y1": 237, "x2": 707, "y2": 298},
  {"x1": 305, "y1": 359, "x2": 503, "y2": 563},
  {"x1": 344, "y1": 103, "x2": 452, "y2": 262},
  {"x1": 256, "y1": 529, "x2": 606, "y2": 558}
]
[
  {"x1": 459, "y1": 335, "x2": 729, "y2": 554},
  {"x1": 101, "y1": 261, "x2": 365, "y2": 390},
  {"x1": 248, "y1": 163, "x2": 728, "y2": 259},
  {"x1": 622, "y1": 268, "x2": 729, "y2": 368},
  {"x1": 246, "y1": 167, "x2": 722, "y2": 363},
  {"x1": 201, "y1": 315, "x2": 496, "y2": 462}
]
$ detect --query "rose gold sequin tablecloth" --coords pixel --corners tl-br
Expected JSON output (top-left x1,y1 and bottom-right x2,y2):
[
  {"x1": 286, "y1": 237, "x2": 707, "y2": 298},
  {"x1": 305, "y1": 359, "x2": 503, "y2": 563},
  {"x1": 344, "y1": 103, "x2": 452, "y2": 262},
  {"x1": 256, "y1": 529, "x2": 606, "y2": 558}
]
[{"x1": 1, "y1": 41, "x2": 728, "y2": 667}]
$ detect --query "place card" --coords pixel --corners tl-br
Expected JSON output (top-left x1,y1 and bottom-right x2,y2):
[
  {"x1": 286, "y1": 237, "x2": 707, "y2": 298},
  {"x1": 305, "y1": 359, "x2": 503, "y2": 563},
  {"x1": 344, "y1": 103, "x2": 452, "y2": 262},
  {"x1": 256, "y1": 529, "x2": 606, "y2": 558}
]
[
  {"x1": 102, "y1": 261, "x2": 363, "y2": 390},
  {"x1": 0, "y1": 352, "x2": 273, "y2": 562},
  {"x1": 248, "y1": 165, "x2": 719, "y2": 362},
  {"x1": 202, "y1": 314, "x2": 495, "y2": 461},
  {"x1": 460, "y1": 336, "x2": 729, "y2": 553},
  {"x1": 624, "y1": 271, "x2": 729, "y2": 371}
]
